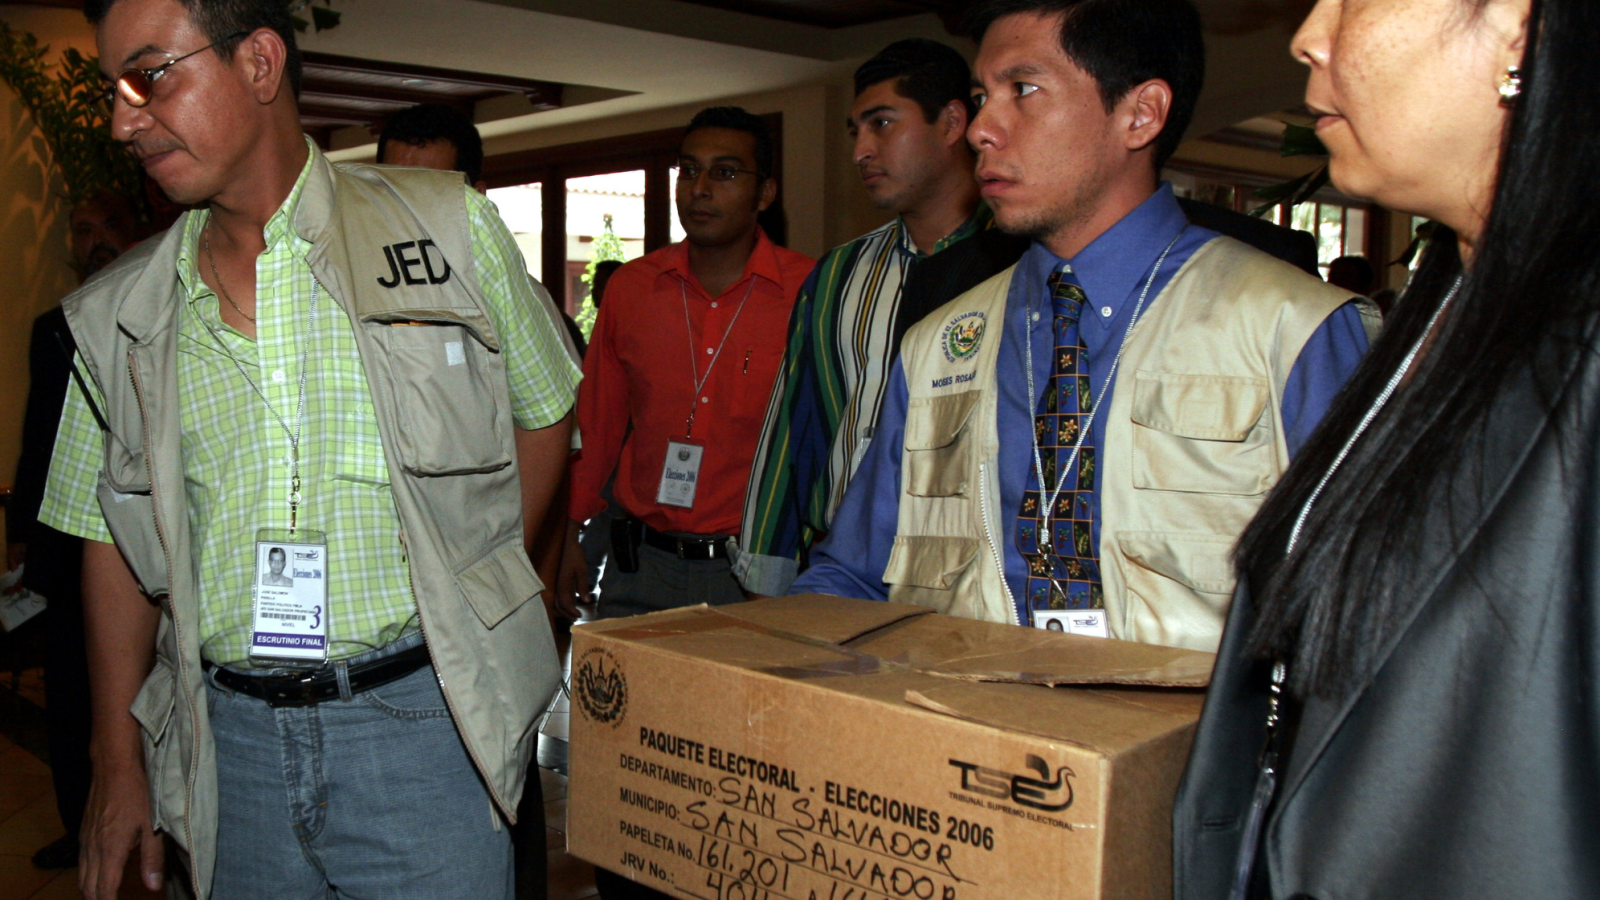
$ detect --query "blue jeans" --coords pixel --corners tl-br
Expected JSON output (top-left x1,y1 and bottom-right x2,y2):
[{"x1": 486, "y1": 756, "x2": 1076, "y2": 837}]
[{"x1": 205, "y1": 638, "x2": 513, "y2": 900}]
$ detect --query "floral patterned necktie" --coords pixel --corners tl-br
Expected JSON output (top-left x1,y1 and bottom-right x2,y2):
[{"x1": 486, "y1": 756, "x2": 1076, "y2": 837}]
[{"x1": 1017, "y1": 267, "x2": 1103, "y2": 616}]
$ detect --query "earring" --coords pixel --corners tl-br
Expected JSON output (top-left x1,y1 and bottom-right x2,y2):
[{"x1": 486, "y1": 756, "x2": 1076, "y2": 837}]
[{"x1": 1498, "y1": 66, "x2": 1523, "y2": 106}]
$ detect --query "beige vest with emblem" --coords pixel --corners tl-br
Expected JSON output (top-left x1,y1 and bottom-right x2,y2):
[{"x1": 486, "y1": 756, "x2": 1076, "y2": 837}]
[
  {"x1": 884, "y1": 236, "x2": 1373, "y2": 651},
  {"x1": 61, "y1": 151, "x2": 558, "y2": 898}
]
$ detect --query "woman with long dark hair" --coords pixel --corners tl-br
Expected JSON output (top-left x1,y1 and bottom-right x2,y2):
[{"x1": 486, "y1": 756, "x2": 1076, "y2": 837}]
[{"x1": 1173, "y1": 0, "x2": 1600, "y2": 897}]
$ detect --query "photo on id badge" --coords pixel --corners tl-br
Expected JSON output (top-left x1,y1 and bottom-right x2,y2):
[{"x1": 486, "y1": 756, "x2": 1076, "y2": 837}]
[{"x1": 252, "y1": 529, "x2": 329, "y2": 662}]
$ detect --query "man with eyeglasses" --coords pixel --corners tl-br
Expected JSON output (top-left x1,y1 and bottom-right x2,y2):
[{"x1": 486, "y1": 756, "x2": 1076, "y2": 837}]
[
  {"x1": 556, "y1": 107, "x2": 812, "y2": 626},
  {"x1": 37, "y1": 1, "x2": 579, "y2": 899},
  {"x1": 561, "y1": 108, "x2": 810, "y2": 900}
]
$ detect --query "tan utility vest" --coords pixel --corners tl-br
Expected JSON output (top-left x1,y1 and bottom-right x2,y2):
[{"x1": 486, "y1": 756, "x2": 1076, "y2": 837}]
[
  {"x1": 884, "y1": 236, "x2": 1372, "y2": 651},
  {"x1": 62, "y1": 151, "x2": 558, "y2": 898}
]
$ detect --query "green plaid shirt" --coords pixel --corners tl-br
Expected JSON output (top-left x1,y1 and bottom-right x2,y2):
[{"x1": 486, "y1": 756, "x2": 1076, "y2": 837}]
[{"x1": 39, "y1": 145, "x2": 580, "y2": 666}]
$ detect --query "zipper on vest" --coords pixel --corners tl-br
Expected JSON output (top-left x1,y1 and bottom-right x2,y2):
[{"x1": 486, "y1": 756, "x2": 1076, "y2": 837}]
[
  {"x1": 977, "y1": 462, "x2": 1021, "y2": 627},
  {"x1": 129, "y1": 350, "x2": 203, "y2": 898}
]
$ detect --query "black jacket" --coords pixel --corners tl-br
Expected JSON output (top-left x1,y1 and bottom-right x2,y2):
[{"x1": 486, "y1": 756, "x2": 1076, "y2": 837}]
[
  {"x1": 9, "y1": 307, "x2": 83, "y2": 600},
  {"x1": 1174, "y1": 322, "x2": 1600, "y2": 899},
  {"x1": 893, "y1": 226, "x2": 1030, "y2": 355},
  {"x1": 1176, "y1": 198, "x2": 1321, "y2": 277}
]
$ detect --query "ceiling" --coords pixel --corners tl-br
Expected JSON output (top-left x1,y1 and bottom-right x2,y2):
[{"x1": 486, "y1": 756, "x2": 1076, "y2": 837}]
[
  {"x1": 4, "y1": 0, "x2": 1318, "y2": 156},
  {"x1": 9, "y1": 0, "x2": 1315, "y2": 37},
  {"x1": 667, "y1": 0, "x2": 1309, "y2": 34},
  {"x1": 296, "y1": 52, "x2": 564, "y2": 147},
  {"x1": 673, "y1": 0, "x2": 965, "y2": 30}
]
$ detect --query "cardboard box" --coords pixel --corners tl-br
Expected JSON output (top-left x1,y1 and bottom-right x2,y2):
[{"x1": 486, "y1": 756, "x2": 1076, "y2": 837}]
[{"x1": 567, "y1": 596, "x2": 1212, "y2": 900}]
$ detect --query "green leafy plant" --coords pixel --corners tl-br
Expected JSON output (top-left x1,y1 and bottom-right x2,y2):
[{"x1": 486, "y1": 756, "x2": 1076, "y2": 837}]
[
  {"x1": 289, "y1": 0, "x2": 342, "y2": 34},
  {"x1": 0, "y1": 22, "x2": 144, "y2": 208},
  {"x1": 1248, "y1": 123, "x2": 1329, "y2": 218},
  {"x1": 576, "y1": 213, "x2": 628, "y2": 339},
  {"x1": 1392, "y1": 219, "x2": 1438, "y2": 269},
  {"x1": 0, "y1": 4, "x2": 341, "y2": 214}
]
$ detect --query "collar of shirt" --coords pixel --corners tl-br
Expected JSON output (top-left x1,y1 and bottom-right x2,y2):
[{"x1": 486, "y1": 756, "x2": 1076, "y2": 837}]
[
  {"x1": 894, "y1": 202, "x2": 995, "y2": 259},
  {"x1": 176, "y1": 137, "x2": 320, "y2": 305},
  {"x1": 1016, "y1": 183, "x2": 1193, "y2": 341},
  {"x1": 661, "y1": 227, "x2": 787, "y2": 299}
]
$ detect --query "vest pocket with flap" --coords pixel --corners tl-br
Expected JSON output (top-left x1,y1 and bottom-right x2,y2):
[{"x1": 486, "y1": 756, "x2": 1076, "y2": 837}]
[
  {"x1": 1130, "y1": 372, "x2": 1274, "y2": 495},
  {"x1": 129, "y1": 657, "x2": 182, "y2": 832},
  {"x1": 95, "y1": 466, "x2": 171, "y2": 600},
  {"x1": 366, "y1": 321, "x2": 511, "y2": 476},
  {"x1": 904, "y1": 390, "x2": 981, "y2": 497},
  {"x1": 883, "y1": 534, "x2": 979, "y2": 590},
  {"x1": 1113, "y1": 531, "x2": 1235, "y2": 650},
  {"x1": 454, "y1": 535, "x2": 545, "y2": 629}
]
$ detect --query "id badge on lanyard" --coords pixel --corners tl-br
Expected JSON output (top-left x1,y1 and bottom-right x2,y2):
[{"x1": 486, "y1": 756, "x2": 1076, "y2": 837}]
[
  {"x1": 657, "y1": 440, "x2": 704, "y2": 509},
  {"x1": 251, "y1": 528, "x2": 330, "y2": 662},
  {"x1": 1031, "y1": 607, "x2": 1109, "y2": 637},
  {"x1": 200, "y1": 272, "x2": 331, "y2": 663}
]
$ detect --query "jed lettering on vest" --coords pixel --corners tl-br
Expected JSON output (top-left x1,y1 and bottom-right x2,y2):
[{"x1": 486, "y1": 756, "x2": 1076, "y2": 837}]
[{"x1": 378, "y1": 239, "x2": 452, "y2": 287}]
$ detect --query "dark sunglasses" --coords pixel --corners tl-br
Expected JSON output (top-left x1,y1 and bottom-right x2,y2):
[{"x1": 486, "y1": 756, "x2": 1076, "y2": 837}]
[{"x1": 97, "y1": 31, "x2": 249, "y2": 116}]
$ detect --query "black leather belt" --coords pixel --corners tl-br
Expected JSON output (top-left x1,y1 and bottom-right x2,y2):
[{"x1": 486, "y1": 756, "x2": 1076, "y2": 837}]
[
  {"x1": 640, "y1": 521, "x2": 729, "y2": 561},
  {"x1": 204, "y1": 643, "x2": 431, "y2": 707}
]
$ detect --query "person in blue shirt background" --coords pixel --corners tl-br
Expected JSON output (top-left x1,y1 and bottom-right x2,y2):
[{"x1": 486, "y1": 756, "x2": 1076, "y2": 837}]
[{"x1": 791, "y1": 0, "x2": 1376, "y2": 653}]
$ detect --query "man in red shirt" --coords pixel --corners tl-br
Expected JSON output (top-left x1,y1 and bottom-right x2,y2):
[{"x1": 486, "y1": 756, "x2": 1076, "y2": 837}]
[{"x1": 559, "y1": 107, "x2": 813, "y2": 628}]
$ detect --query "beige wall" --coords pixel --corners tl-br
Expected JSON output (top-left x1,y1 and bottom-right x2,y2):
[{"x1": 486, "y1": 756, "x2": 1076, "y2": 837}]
[
  {"x1": 342, "y1": 76, "x2": 895, "y2": 261},
  {"x1": 0, "y1": 6, "x2": 97, "y2": 542},
  {"x1": 821, "y1": 80, "x2": 895, "y2": 251},
  {"x1": 469, "y1": 77, "x2": 891, "y2": 261},
  {"x1": 1171, "y1": 137, "x2": 1324, "y2": 182}
]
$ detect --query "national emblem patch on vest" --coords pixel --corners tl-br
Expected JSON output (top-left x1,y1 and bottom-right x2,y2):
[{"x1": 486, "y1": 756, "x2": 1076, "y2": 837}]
[{"x1": 941, "y1": 310, "x2": 986, "y2": 362}]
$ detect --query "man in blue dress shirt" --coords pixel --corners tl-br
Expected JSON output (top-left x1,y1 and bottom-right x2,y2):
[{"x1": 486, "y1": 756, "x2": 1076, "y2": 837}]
[{"x1": 791, "y1": 0, "x2": 1375, "y2": 652}]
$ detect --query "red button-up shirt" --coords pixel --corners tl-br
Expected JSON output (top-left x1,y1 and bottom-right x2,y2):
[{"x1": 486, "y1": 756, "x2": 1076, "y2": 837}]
[{"x1": 570, "y1": 231, "x2": 814, "y2": 536}]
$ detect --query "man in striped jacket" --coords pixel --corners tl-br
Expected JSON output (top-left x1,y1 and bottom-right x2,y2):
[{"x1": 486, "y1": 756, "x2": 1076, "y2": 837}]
[{"x1": 733, "y1": 39, "x2": 1027, "y2": 597}]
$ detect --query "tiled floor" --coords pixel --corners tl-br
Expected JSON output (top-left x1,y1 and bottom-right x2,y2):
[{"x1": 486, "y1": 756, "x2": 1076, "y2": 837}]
[
  {"x1": 543, "y1": 767, "x2": 600, "y2": 900},
  {"x1": 0, "y1": 672, "x2": 597, "y2": 900},
  {"x1": 0, "y1": 731, "x2": 163, "y2": 900}
]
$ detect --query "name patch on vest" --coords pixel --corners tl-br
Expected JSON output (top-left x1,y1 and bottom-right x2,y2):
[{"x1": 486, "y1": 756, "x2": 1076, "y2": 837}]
[
  {"x1": 931, "y1": 371, "x2": 977, "y2": 390},
  {"x1": 941, "y1": 311, "x2": 986, "y2": 362},
  {"x1": 377, "y1": 239, "x2": 452, "y2": 288}
]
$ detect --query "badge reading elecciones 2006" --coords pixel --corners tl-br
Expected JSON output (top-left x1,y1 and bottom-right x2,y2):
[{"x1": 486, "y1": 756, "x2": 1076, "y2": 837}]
[
  {"x1": 941, "y1": 310, "x2": 986, "y2": 363},
  {"x1": 574, "y1": 647, "x2": 628, "y2": 727}
]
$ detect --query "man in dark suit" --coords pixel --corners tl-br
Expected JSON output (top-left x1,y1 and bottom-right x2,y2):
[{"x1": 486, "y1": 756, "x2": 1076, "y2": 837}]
[
  {"x1": 1176, "y1": 197, "x2": 1321, "y2": 275},
  {"x1": 9, "y1": 189, "x2": 143, "y2": 870}
]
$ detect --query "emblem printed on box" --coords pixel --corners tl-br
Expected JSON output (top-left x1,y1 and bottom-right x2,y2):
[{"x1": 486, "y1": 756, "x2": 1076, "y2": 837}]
[
  {"x1": 949, "y1": 753, "x2": 1075, "y2": 812},
  {"x1": 574, "y1": 647, "x2": 629, "y2": 726}
]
